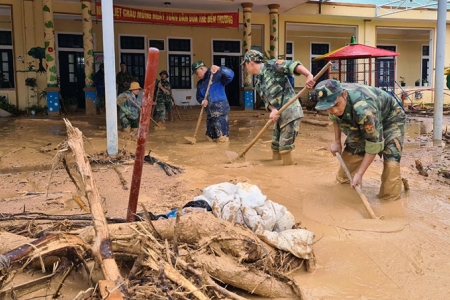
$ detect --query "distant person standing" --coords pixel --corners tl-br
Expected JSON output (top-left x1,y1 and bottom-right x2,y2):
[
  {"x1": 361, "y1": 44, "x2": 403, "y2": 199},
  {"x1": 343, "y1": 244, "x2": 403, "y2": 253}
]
[
  {"x1": 116, "y1": 62, "x2": 134, "y2": 95},
  {"x1": 192, "y1": 61, "x2": 234, "y2": 143},
  {"x1": 154, "y1": 70, "x2": 173, "y2": 124},
  {"x1": 94, "y1": 63, "x2": 105, "y2": 114}
]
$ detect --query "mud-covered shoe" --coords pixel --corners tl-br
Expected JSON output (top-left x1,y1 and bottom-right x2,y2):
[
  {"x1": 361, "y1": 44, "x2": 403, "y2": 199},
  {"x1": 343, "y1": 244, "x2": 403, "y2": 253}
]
[
  {"x1": 206, "y1": 136, "x2": 216, "y2": 142},
  {"x1": 217, "y1": 136, "x2": 229, "y2": 143}
]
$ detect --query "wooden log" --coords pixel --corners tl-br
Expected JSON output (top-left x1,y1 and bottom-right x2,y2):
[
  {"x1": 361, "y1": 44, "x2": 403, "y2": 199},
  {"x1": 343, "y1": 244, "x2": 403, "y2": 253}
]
[
  {"x1": 63, "y1": 119, "x2": 126, "y2": 299},
  {"x1": 79, "y1": 213, "x2": 270, "y2": 263},
  {"x1": 191, "y1": 251, "x2": 301, "y2": 298}
]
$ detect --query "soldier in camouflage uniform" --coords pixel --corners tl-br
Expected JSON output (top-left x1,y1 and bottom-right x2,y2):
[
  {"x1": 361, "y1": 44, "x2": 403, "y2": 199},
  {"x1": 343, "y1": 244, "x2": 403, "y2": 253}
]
[
  {"x1": 116, "y1": 62, "x2": 135, "y2": 95},
  {"x1": 117, "y1": 81, "x2": 142, "y2": 132},
  {"x1": 241, "y1": 50, "x2": 315, "y2": 165},
  {"x1": 154, "y1": 70, "x2": 172, "y2": 124},
  {"x1": 314, "y1": 79, "x2": 406, "y2": 201}
]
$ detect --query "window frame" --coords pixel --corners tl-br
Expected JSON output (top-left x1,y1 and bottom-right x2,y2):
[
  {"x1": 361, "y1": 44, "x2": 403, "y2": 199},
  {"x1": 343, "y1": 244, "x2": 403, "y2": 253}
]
[{"x1": 167, "y1": 37, "x2": 192, "y2": 89}]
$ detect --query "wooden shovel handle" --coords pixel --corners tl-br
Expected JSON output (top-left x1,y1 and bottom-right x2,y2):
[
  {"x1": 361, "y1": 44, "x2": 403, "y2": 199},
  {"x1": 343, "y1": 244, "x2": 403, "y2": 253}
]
[
  {"x1": 193, "y1": 73, "x2": 214, "y2": 139},
  {"x1": 335, "y1": 152, "x2": 378, "y2": 219},
  {"x1": 238, "y1": 62, "x2": 332, "y2": 158}
]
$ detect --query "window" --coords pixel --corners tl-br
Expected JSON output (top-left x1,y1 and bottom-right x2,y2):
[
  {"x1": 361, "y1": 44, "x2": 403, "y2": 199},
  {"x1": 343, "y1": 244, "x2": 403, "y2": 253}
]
[
  {"x1": 168, "y1": 38, "x2": 192, "y2": 89},
  {"x1": 119, "y1": 36, "x2": 146, "y2": 87},
  {"x1": 213, "y1": 40, "x2": 240, "y2": 53},
  {"x1": 0, "y1": 31, "x2": 13, "y2": 88},
  {"x1": 120, "y1": 36, "x2": 145, "y2": 50},
  {"x1": 149, "y1": 39, "x2": 165, "y2": 51},
  {"x1": 57, "y1": 34, "x2": 83, "y2": 48},
  {"x1": 376, "y1": 45, "x2": 396, "y2": 88},
  {"x1": 311, "y1": 43, "x2": 330, "y2": 83},
  {"x1": 421, "y1": 45, "x2": 430, "y2": 85},
  {"x1": 286, "y1": 42, "x2": 293, "y2": 60}
]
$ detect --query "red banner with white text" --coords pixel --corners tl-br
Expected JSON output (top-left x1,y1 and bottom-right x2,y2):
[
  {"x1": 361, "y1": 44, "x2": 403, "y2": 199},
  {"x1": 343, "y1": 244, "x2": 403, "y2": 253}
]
[{"x1": 94, "y1": 3, "x2": 239, "y2": 29}]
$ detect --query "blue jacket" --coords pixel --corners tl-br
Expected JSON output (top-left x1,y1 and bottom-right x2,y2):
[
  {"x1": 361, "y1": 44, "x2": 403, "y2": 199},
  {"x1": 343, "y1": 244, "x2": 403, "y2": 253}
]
[{"x1": 196, "y1": 67, "x2": 234, "y2": 104}]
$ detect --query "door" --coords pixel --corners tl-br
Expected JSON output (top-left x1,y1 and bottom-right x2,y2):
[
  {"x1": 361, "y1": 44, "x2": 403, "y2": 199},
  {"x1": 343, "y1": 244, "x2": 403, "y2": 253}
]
[
  {"x1": 120, "y1": 53, "x2": 145, "y2": 88},
  {"x1": 213, "y1": 55, "x2": 240, "y2": 107},
  {"x1": 376, "y1": 58, "x2": 395, "y2": 89},
  {"x1": 58, "y1": 51, "x2": 85, "y2": 108}
]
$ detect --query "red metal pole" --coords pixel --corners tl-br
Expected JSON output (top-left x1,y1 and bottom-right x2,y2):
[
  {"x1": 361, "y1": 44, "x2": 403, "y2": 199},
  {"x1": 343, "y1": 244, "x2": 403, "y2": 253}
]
[{"x1": 126, "y1": 47, "x2": 159, "y2": 222}]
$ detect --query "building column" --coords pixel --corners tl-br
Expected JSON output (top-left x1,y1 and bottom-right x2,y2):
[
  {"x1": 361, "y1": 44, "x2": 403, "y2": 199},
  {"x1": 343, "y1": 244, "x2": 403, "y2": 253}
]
[
  {"x1": 268, "y1": 4, "x2": 280, "y2": 59},
  {"x1": 23, "y1": 0, "x2": 37, "y2": 111},
  {"x1": 81, "y1": 0, "x2": 96, "y2": 115},
  {"x1": 42, "y1": 0, "x2": 60, "y2": 115},
  {"x1": 241, "y1": 2, "x2": 254, "y2": 110}
]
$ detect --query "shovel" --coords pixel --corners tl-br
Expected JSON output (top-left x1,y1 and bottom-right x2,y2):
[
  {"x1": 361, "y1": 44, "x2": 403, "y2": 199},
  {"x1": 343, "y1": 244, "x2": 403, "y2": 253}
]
[
  {"x1": 184, "y1": 74, "x2": 214, "y2": 144},
  {"x1": 226, "y1": 61, "x2": 332, "y2": 162},
  {"x1": 335, "y1": 152, "x2": 379, "y2": 220}
]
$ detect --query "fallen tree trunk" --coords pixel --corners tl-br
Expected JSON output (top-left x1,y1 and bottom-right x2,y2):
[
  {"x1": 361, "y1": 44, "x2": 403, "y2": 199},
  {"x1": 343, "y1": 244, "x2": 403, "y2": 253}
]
[{"x1": 62, "y1": 118, "x2": 127, "y2": 299}]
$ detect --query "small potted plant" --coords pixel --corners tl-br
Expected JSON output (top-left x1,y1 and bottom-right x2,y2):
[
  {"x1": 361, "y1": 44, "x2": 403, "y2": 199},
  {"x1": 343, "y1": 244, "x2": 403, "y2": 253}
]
[
  {"x1": 63, "y1": 96, "x2": 78, "y2": 112},
  {"x1": 415, "y1": 79, "x2": 420, "y2": 87},
  {"x1": 423, "y1": 78, "x2": 428, "y2": 86},
  {"x1": 399, "y1": 76, "x2": 406, "y2": 87}
]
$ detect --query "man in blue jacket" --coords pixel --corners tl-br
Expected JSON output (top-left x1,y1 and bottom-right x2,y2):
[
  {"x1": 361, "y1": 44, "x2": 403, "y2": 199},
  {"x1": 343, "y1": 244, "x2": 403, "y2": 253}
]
[{"x1": 192, "y1": 61, "x2": 234, "y2": 143}]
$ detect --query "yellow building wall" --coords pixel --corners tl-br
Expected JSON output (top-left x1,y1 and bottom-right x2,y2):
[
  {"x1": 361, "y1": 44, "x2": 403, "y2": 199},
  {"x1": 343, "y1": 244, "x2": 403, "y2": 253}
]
[{"x1": 2, "y1": 0, "x2": 450, "y2": 110}]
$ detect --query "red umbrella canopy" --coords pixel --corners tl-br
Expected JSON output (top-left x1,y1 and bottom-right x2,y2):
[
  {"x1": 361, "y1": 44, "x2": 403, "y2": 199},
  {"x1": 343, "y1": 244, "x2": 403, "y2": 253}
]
[{"x1": 314, "y1": 43, "x2": 399, "y2": 61}]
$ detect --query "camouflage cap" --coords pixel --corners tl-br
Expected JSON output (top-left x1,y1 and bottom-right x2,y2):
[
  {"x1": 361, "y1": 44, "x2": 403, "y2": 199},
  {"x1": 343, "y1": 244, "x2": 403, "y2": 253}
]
[
  {"x1": 241, "y1": 50, "x2": 264, "y2": 65},
  {"x1": 191, "y1": 61, "x2": 205, "y2": 74},
  {"x1": 159, "y1": 70, "x2": 169, "y2": 77},
  {"x1": 314, "y1": 79, "x2": 343, "y2": 110}
]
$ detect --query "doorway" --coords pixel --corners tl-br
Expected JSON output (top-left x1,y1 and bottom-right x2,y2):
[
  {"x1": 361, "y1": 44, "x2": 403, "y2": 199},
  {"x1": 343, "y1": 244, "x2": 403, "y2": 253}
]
[
  {"x1": 58, "y1": 51, "x2": 85, "y2": 108},
  {"x1": 213, "y1": 55, "x2": 240, "y2": 107}
]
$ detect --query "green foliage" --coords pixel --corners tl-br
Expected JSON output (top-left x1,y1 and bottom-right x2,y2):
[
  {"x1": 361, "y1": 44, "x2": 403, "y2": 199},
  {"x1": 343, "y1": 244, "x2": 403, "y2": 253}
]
[
  {"x1": 44, "y1": 21, "x2": 54, "y2": 29},
  {"x1": 0, "y1": 96, "x2": 19, "y2": 115},
  {"x1": 25, "y1": 77, "x2": 37, "y2": 87},
  {"x1": 28, "y1": 47, "x2": 45, "y2": 60},
  {"x1": 43, "y1": 5, "x2": 50, "y2": 12},
  {"x1": 28, "y1": 47, "x2": 47, "y2": 73}
]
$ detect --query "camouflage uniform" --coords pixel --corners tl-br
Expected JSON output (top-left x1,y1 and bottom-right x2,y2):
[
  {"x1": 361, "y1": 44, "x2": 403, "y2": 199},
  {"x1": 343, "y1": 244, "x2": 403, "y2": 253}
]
[
  {"x1": 315, "y1": 79, "x2": 406, "y2": 201},
  {"x1": 327, "y1": 83, "x2": 406, "y2": 162},
  {"x1": 117, "y1": 90, "x2": 142, "y2": 129},
  {"x1": 154, "y1": 77, "x2": 172, "y2": 121},
  {"x1": 254, "y1": 59, "x2": 304, "y2": 152},
  {"x1": 116, "y1": 71, "x2": 135, "y2": 95}
]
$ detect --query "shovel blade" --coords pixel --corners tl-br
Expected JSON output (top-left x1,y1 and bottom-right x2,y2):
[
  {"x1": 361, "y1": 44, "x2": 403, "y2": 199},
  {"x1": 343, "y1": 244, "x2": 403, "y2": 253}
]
[
  {"x1": 184, "y1": 136, "x2": 197, "y2": 144},
  {"x1": 226, "y1": 150, "x2": 243, "y2": 163}
]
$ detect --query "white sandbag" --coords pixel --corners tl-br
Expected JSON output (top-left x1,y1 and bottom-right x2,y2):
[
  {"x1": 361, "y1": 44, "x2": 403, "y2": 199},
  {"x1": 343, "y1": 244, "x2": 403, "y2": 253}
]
[
  {"x1": 266, "y1": 200, "x2": 296, "y2": 232},
  {"x1": 199, "y1": 182, "x2": 237, "y2": 208},
  {"x1": 236, "y1": 182, "x2": 266, "y2": 208},
  {"x1": 0, "y1": 108, "x2": 12, "y2": 118},
  {"x1": 259, "y1": 229, "x2": 315, "y2": 259}
]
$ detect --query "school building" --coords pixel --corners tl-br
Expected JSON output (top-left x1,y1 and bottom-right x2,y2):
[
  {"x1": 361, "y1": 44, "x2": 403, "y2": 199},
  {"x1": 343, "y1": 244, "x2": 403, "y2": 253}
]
[{"x1": 0, "y1": 0, "x2": 448, "y2": 115}]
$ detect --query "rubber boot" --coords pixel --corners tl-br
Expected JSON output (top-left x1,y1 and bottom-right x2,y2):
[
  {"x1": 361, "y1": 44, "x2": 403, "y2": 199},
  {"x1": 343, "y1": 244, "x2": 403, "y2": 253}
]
[
  {"x1": 336, "y1": 151, "x2": 364, "y2": 184},
  {"x1": 272, "y1": 150, "x2": 282, "y2": 160},
  {"x1": 377, "y1": 161, "x2": 402, "y2": 201},
  {"x1": 168, "y1": 112, "x2": 173, "y2": 122},
  {"x1": 280, "y1": 150, "x2": 294, "y2": 165}
]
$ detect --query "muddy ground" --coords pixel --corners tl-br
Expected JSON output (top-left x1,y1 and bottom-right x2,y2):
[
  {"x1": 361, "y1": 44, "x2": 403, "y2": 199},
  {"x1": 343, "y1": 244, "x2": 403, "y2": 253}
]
[{"x1": 1, "y1": 107, "x2": 450, "y2": 299}]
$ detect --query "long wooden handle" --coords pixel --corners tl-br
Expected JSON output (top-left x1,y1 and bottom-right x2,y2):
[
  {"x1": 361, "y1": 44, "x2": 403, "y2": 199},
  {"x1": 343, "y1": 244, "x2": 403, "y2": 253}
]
[
  {"x1": 193, "y1": 74, "x2": 214, "y2": 139},
  {"x1": 335, "y1": 152, "x2": 378, "y2": 220},
  {"x1": 238, "y1": 62, "x2": 332, "y2": 158}
]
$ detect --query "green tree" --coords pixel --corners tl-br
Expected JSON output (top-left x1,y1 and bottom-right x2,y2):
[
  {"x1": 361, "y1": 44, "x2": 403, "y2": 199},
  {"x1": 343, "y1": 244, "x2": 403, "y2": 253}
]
[{"x1": 27, "y1": 47, "x2": 46, "y2": 73}]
